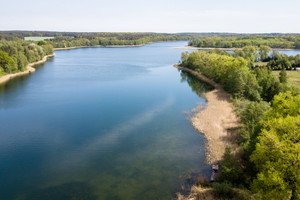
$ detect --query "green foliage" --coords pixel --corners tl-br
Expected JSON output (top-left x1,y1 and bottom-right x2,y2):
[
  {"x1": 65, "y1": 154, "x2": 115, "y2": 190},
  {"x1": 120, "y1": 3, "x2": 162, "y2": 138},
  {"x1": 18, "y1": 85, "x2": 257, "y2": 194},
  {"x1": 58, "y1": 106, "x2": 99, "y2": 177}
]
[
  {"x1": 266, "y1": 52, "x2": 295, "y2": 70},
  {"x1": 220, "y1": 148, "x2": 244, "y2": 185},
  {"x1": 207, "y1": 49, "x2": 232, "y2": 56},
  {"x1": 0, "y1": 51, "x2": 14, "y2": 73},
  {"x1": 250, "y1": 93, "x2": 300, "y2": 200},
  {"x1": 253, "y1": 67, "x2": 280, "y2": 102},
  {"x1": 267, "y1": 92, "x2": 300, "y2": 118},
  {"x1": 259, "y1": 45, "x2": 271, "y2": 61},
  {"x1": 232, "y1": 46, "x2": 259, "y2": 68},
  {"x1": 37, "y1": 40, "x2": 48, "y2": 45},
  {"x1": 235, "y1": 100, "x2": 269, "y2": 153},
  {"x1": 279, "y1": 69, "x2": 287, "y2": 83},
  {"x1": 213, "y1": 182, "x2": 236, "y2": 199},
  {"x1": 189, "y1": 35, "x2": 299, "y2": 49},
  {"x1": 181, "y1": 51, "x2": 261, "y2": 101},
  {"x1": 47, "y1": 34, "x2": 193, "y2": 48},
  {"x1": 0, "y1": 40, "x2": 53, "y2": 75}
]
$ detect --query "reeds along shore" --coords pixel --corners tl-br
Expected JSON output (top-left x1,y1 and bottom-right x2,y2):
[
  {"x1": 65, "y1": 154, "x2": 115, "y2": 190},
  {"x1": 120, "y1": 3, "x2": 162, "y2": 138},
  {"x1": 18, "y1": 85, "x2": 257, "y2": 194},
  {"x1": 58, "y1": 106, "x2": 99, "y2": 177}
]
[{"x1": 0, "y1": 53, "x2": 55, "y2": 85}]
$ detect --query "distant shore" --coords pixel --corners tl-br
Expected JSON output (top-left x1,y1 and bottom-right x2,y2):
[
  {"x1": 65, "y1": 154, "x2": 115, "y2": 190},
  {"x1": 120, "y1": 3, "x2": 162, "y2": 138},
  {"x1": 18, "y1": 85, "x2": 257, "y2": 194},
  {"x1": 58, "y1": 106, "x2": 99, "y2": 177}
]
[
  {"x1": 175, "y1": 46, "x2": 239, "y2": 51},
  {"x1": 54, "y1": 40, "x2": 189, "y2": 51},
  {"x1": 0, "y1": 53, "x2": 55, "y2": 85},
  {"x1": 54, "y1": 44, "x2": 145, "y2": 51},
  {"x1": 175, "y1": 46, "x2": 297, "y2": 51},
  {"x1": 174, "y1": 64, "x2": 239, "y2": 164}
]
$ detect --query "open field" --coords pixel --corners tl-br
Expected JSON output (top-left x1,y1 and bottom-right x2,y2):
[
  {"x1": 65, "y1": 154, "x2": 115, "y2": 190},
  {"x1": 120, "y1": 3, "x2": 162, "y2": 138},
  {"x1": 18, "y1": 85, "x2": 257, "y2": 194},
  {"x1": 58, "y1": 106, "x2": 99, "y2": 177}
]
[
  {"x1": 272, "y1": 70, "x2": 300, "y2": 90},
  {"x1": 24, "y1": 37, "x2": 54, "y2": 41}
]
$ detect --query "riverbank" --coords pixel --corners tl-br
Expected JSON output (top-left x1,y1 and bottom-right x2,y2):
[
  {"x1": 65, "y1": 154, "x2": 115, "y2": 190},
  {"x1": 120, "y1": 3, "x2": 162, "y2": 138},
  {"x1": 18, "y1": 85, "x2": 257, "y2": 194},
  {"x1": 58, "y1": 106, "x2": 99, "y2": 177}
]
[
  {"x1": 0, "y1": 53, "x2": 55, "y2": 85},
  {"x1": 175, "y1": 46, "x2": 297, "y2": 51},
  {"x1": 174, "y1": 64, "x2": 239, "y2": 164}
]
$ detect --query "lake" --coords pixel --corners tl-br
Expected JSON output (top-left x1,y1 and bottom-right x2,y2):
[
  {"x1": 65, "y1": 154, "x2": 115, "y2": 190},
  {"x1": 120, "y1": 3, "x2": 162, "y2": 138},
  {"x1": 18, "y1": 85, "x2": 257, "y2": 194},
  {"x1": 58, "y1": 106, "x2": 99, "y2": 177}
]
[{"x1": 0, "y1": 41, "x2": 213, "y2": 200}]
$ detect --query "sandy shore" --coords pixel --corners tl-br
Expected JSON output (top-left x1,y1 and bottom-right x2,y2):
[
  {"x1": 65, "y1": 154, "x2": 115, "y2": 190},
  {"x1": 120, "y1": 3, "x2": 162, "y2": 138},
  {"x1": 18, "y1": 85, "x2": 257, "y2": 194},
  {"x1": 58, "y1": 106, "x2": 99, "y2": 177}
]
[
  {"x1": 174, "y1": 64, "x2": 239, "y2": 164},
  {"x1": 175, "y1": 46, "x2": 297, "y2": 51},
  {"x1": 0, "y1": 53, "x2": 55, "y2": 85}
]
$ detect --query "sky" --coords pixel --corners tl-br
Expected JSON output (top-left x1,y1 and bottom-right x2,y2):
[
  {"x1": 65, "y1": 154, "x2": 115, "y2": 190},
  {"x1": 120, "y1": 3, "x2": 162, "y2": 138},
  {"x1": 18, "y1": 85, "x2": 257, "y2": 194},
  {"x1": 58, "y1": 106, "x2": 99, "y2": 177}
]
[{"x1": 1, "y1": 0, "x2": 300, "y2": 33}]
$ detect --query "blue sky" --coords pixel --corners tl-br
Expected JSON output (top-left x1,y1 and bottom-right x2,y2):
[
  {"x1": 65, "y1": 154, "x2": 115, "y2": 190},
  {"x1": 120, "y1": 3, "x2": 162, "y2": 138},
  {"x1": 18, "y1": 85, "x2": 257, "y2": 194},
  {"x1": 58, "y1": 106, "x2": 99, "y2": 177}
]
[{"x1": 1, "y1": 0, "x2": 300, "y2": 33}]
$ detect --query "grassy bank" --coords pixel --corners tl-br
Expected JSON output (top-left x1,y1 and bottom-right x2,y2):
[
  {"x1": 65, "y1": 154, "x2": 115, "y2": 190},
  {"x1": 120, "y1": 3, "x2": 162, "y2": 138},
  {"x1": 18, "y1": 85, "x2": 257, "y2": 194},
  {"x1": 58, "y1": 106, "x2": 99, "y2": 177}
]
[{"x1": 272, "y1": 70, "x2": 300, "y2": 90}]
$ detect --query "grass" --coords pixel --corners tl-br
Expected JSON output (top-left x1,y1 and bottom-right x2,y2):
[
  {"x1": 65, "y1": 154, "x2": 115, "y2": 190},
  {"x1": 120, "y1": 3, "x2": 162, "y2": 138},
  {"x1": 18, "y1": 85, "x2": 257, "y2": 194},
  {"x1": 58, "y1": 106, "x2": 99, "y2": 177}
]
[
  {"x1": 24, "y1": 37, "x2": 54, "y2": 41},
  {"x1": 272, "y1": 70, "x2": 300, "y2": 90},
  {"x1": 254, "y1": 61, "x2": 268, "y2": 67}
]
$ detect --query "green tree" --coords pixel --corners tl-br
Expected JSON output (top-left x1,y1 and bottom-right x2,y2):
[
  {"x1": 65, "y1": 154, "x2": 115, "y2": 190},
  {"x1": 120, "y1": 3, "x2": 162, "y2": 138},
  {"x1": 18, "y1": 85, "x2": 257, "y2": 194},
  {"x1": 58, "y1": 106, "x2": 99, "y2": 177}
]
[
  {"x1": 254, "y1": 67, "x2": 280, "y2": 102},
  {"x1": 259, "y1": 45, "x2": 271, "y2": 61},
  {"x1": 221, "y1": 147, "x2": 244, "y2": 185},
  {"x1": 279, "y1": 69, "x2": 287, "y2": 83},
  {"x1": 251, "y1": 115, "x2": 300, "y2": 200},
  {"x1": 251, "y1": 93, "x2": 300, "y2": 200},
  {"x1": 0, "y1": 50, "x2": 14, "y2": 73}
]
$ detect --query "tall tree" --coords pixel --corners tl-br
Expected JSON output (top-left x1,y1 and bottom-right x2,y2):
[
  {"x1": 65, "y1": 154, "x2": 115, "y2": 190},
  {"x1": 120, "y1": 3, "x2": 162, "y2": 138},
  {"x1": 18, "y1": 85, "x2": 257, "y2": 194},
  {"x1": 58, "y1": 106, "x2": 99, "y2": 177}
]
[
  {"x1": 251, "y1": 93, "x2": 300, "y2": 200},
  {"x1": 259, "y1": 45, "x2": 271, "y2": 61},
  {"x1": 0, "y1": 50, "x2": 14, "y2": 73}
]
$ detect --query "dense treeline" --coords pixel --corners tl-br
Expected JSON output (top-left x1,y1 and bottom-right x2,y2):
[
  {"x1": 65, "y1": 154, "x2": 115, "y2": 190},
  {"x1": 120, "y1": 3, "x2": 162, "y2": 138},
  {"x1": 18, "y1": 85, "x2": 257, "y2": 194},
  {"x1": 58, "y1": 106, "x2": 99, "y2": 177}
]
[
  {"x1": 181, "y1": 50, "x2": 300, "y2": 199},
  {"x1": 0, "y1": 31, "x2": 196, "y2": 48},
  {"x1": 1, "y1": 31, "x2": 298, "y2": 38},
  {"x1": 265, "y1": 52, "x2": 300, "y2": 70},
  {"x1": 47, "y1": 34, "x2": 192, "y2": 48},
  {"x1": 208, "y1": 45, "x2": 300, "y2": 70},
  {"x1": 189, "y1": 35, "x2": 300, "y2": 49},
  {"x1": 181, "y1": 50, "x2": 282, "y2": 101},
  {"x1": 0, "y1": 32, "x2": 194, "y2": 75},
  {"x1": 0, "y1": 40, "x2": 53, "y2": 74}
]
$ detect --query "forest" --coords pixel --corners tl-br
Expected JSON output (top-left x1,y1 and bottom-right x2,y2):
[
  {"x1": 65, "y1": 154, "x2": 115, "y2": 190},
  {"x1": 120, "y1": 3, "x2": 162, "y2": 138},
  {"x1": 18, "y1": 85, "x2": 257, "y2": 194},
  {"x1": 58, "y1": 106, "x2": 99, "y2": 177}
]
[
  {"x1": 181, "y1": 49, "x2": 300, "y2": 199},
  {"x1": 47, "y1": 34, "x2": 192, "y2": 48},
  {"x1": 0, "y1": 32, "x2": 195, "y2": 76},
  {"x1": 0, "y1": 31, "x2": 197, "y2": 48},
  {"x1": 0, "y1": 40, "x2": 53, "y2": 75},
  {"x1": 189, "y1": 35, "x2": 300, "y2": 49}
]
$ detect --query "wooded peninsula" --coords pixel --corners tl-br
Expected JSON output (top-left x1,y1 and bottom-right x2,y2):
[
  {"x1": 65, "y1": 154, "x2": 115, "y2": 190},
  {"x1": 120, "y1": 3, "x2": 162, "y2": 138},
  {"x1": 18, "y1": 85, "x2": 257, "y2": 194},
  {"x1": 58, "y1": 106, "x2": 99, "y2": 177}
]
[{"x1": 178, "y1": 47, "x2": 300, "y2": 200}]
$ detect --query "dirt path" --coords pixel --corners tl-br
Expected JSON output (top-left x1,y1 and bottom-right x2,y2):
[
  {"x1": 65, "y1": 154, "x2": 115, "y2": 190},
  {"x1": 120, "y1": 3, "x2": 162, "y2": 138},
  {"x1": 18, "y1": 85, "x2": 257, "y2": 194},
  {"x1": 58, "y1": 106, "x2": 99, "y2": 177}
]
[
  {"x1": 0, "y1": 53, "x2": 55, "y2": 85},
  {"x1": 174, "y1": 65, "x2": 239, "y2": 164}
]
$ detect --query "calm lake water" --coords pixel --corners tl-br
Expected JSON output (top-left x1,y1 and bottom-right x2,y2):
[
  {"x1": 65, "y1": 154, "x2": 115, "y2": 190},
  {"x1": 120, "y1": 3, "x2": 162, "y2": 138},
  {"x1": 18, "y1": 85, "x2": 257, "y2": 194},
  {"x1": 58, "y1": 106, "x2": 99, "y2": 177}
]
[{"x1": 0, "y1": 41, "x2": 214, "y2": 200}]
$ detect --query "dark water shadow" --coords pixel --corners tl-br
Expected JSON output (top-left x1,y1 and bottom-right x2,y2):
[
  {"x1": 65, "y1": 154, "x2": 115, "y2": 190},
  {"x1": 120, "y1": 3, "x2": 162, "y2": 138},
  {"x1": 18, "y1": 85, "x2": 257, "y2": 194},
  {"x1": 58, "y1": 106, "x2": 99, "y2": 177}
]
[
  {"x1": 180, "y1": 71, "x2": 214, "y2": 97},
  {"x1": 25, "y1": 182, "x2": 97, "y2": 200},
  {"x1": 0, "y1": 58, "x2": 52, "y2": 97}
]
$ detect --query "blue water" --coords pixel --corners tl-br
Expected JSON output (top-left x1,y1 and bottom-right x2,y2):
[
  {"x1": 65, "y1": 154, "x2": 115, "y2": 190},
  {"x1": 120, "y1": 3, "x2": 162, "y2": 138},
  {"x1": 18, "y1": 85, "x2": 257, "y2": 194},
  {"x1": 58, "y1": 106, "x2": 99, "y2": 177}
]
[{"x1": 0, "y1": 41, "x2": 213, "y2": 200}]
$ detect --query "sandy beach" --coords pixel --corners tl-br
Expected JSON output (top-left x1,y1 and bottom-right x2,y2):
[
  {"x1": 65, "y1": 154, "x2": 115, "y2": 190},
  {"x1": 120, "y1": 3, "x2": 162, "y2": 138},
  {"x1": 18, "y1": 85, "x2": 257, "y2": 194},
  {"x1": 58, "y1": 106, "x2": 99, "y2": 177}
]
[
  {"x1": 0, "y1": 53, "x2": 55, "y2": 85},
  {"x1": 174, "y1": 64, "x2": 239, "y2": 164}
]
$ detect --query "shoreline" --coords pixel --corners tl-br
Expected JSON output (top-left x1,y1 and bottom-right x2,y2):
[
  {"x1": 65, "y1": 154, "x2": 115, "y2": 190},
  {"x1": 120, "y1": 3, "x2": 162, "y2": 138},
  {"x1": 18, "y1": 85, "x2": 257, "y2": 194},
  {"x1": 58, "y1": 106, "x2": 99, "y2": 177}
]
[
  {"x1": 54, "y1": 44, "x2": 144, "y2": 51},
  {"x1": 175, "y1": 46, "x2": 298, "y2": 51},
  {"x1": 0, "y1": 53, "x2": 55, "y2": 85},
  {"x1": 54, "y1": 40, "x2": 188, "y2": 51},
  {"x1": 174, "y1": 64, "x2": 239, "y2": 164}
]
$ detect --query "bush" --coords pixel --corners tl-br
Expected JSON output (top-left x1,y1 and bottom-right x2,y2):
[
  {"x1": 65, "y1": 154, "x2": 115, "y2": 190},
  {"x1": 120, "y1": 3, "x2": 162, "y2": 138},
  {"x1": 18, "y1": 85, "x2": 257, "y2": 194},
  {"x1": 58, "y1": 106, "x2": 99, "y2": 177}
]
[{"x1": 213, "y1": 182, "x2": 236, "y2": 199}]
